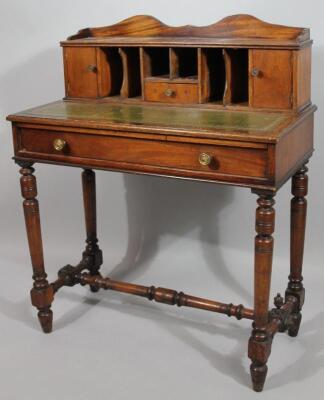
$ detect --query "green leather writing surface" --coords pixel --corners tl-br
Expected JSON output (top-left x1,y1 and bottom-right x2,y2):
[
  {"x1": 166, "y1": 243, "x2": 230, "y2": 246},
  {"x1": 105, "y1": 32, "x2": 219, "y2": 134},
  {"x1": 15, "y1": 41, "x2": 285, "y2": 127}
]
[{"x1": 15, "y1": 101, "x2": 287, "y2": 133}]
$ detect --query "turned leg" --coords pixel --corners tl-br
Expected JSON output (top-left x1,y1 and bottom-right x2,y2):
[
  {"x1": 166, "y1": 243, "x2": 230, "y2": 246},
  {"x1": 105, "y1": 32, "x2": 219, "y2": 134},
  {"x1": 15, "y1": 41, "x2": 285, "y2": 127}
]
[
  {"x1": 18, "y1": 161, "x2": 54, "y2": 333},
  {"x1": 285, "y1": 165, "x2": 308, "y2": 337},
  {"x1": 248, "y1": 192, "x2": 275, "y2": 392},
  {"x1": 82, "y1": 169, "x2": 103, "y2": 292}
]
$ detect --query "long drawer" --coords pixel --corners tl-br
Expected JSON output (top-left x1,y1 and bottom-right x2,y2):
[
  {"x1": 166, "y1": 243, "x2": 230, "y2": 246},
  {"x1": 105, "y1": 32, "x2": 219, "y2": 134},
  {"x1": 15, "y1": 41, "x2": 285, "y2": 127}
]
[{"x1": 16, "y1": 127, "x2": 269, "y2": 184}]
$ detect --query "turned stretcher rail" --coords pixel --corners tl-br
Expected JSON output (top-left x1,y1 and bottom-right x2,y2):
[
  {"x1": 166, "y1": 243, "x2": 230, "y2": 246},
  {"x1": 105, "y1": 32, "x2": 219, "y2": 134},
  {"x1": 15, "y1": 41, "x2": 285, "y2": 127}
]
[{"x1": 75, "y1": 272, "x2": 254, "y2": 320}]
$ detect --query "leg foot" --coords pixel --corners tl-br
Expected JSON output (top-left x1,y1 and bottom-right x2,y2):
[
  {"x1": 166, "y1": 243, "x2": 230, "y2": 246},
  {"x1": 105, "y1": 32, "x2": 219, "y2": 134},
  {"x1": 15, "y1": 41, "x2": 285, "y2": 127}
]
[
  {"x1": 38, "y1": 309, "x2": 53, "y2": 333},
  {"x1": 288, "y1": 311, "x2": 302, "y2": 337},
  {"x1": 250, "y1": 362, "x2": 268, "y2": 392},
  {"x1": 248, "y1": 330, "x2": 272, "y2": 392},
  {"x1": 30, "y1": 283, "x2": 54, "y2": 334}
]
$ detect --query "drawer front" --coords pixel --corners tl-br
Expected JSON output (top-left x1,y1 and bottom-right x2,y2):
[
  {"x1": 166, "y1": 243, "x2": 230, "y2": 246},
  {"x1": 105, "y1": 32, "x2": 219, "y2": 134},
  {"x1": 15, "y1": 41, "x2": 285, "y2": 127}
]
[
  {"x1": 144, "y1": 81, "x2": 199, "y2": 104},
  {"x1": 18, "y1": 128, "x2": 268, "y2": 182}
]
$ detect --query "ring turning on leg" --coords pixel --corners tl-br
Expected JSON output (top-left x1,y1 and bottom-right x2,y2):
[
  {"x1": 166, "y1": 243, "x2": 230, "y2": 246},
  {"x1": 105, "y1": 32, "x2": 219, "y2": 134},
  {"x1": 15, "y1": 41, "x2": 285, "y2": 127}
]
[
  {"x1": 82, "y1": 169, "x2": 103, "y2": 292},
  {"x1": 285, "y1": 164, "x2": 308, "y2": 337},
  {"x1": 18, "y1": 161, "x2": 54, "y2": 333},
  {"x1": 248, "y1": 192, "x2": 275, "y2": 392}
]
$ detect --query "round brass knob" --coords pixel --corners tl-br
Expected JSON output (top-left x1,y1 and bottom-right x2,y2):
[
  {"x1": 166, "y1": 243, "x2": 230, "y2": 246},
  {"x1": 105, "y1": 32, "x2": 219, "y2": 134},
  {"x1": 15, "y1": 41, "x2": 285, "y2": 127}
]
[
  {"x1": 198, "y1": 152, "x2": 212, "y2": 166},
  {"x1": 164, "y1": 88, "x2": 175, "y2": 97},
  {"x1": 53, "y1": 138, "x2": 66, "y2": 152},
  {"x1": 251, "y1": 68, "x2": 261, "y2": 77}
]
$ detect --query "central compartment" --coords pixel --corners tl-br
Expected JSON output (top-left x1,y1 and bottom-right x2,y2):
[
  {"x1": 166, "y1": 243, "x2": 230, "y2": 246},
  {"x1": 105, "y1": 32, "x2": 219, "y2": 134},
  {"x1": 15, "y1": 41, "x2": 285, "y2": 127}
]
[
  {"x1": 141, "y1": 47, "x2": 199, "y2": 104},
  {"x1": 139, "y1": 46, "x2": 248, "y2": 104}
]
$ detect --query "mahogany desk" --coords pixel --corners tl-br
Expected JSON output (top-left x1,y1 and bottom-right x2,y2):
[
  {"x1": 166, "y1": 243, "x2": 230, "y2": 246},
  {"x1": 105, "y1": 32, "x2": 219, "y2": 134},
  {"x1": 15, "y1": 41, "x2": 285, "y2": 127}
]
[{"x1": 7, "y1": 15, "x2": 316, "y2": 392}]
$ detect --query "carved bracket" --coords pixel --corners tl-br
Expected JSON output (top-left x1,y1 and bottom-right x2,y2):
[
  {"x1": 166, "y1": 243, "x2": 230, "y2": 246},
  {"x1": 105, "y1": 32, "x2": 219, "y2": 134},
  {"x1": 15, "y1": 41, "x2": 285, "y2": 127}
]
[
  {"x1": 57, "y1": 265, "x2": 81, "y2": 287},
  {"x1": 52, "y1": 253, "x2": 96, "y2": 292},
  {"x1": 269, "y1": 293, "x2": 299, "y2": 335}
]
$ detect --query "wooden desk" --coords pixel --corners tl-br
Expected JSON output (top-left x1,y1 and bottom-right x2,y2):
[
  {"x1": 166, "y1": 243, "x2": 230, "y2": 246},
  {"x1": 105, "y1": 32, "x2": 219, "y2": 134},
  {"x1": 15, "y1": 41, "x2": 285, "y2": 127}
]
[{"x1": 7, "y1": 15, "x2": 316, "y2": 392}]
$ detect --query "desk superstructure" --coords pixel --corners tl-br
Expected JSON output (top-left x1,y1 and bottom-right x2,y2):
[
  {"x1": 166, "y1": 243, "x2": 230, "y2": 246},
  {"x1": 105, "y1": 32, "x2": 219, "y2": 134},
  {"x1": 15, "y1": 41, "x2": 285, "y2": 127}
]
[{"x1": 7, "y1": 15, "x2": 315, "y2": 392}]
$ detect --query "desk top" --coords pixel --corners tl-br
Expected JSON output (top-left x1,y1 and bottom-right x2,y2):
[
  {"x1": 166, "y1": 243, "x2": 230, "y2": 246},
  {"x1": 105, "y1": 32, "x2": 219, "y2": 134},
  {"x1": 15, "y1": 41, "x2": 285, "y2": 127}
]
[{"x1": 7, "y1": 100, "x2": 301, "y2": 144}]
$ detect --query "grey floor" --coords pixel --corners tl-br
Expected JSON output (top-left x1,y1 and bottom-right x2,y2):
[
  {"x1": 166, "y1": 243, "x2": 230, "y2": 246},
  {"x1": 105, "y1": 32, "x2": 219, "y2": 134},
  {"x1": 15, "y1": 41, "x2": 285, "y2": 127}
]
[{"x1": 1, "y1": 242, "x2": 323, "y2": 400}]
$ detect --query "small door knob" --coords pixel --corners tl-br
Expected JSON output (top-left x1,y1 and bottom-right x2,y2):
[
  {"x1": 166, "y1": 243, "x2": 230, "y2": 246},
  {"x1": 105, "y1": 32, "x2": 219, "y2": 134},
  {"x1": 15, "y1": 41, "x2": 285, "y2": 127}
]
[
  {"x1": 53, "y1": 138, "x2": 67, "y2": 151},
  {"x1": 251, "y1": 68, "x2": 261, "y2": 77},
  {"x1": 87, "y1": 64, "x2": 97, "y2": 73},
  {"x1": 164, "y1": 88, "x2": 175, "y2": 97},
  {"x1": 198, "y1": 152, "x2": 212, "y2": 166}
]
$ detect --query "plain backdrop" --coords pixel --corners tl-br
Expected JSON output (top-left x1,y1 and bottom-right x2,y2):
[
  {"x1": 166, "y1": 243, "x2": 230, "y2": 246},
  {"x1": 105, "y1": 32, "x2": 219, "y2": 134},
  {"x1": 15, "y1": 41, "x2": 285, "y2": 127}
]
[{"x1": 0, "y1": 1, "x2": 323, "y2": 399}]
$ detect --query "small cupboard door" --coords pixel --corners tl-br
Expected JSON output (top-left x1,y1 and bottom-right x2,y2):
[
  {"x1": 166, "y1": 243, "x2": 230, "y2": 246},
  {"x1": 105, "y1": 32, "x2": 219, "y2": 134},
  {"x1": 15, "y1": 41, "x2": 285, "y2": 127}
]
[
  {"x1": 249, "y1": 50, "x2": 292, "y2": 109},
  {"x1": 64, "y1": 47, "x2": 98, "y2": 98}
]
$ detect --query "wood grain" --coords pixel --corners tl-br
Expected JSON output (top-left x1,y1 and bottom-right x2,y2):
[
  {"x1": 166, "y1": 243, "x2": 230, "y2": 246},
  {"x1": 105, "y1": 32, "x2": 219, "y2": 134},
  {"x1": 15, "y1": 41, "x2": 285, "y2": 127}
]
[
  {"x1": 18, "y1": 162, "x2": 54, "y2": 333},
  {"x1": 223, "y1": 49, "x2": 248, "y2": 104},
  {"x1": 285, "y1": 165, "x2": 308, "y2": 336},
  {"x1": 144, "y1": 80, "x2": 199, "y2": 103},
  {"x1": 64, "y1": 47, "x2": 99, "y2": 98},
  {"x1": 249, "y1": 49, "x2": 293, "y2": 109},
  {"x1": 82, "y1": 169, "x2": 103, "y2": 292},
  {"x1": 119, "y1": 47, "x2": 141, "y2": 97},
  {"x1": 248, "y1": 193, "x2": 275, "y2": 392},
  {"x1": 18, "y1": 127, "x2": 269, "y2": 182},
  {"x1": 78, "y1": 272, "x2": 254, "y2": 320},
  {"x1": 65, "y1": 14, "x2": 309, "y2": 46},
  {"x1": 274, "y1": 112, "x2": 314, "y2": 186},
  {"x1": 293, "y1": 46, "x2": 311, "y2": 109},
  {"x1": 62, "y1": 16, "x2": 312, "y2": 109},
  {"x1": 6, "y1": 13, "x2": 316, "y2": 394},
  {"x1": 96, "y1": 47, "x2": 123, "y2": 97}
]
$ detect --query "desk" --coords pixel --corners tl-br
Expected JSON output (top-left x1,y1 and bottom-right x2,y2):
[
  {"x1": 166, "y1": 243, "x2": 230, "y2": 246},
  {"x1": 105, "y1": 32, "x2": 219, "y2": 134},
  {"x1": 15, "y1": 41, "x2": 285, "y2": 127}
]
[{"x1": 7, "y1": 14, "x2": 316, "y2": 392}]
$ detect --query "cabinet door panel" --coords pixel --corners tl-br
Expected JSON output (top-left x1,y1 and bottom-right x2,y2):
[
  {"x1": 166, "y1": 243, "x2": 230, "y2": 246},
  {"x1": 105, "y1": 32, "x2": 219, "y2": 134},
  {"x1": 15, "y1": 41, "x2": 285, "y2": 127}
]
[
  {"x1": 249, "y1": 50, "x2": 292, "y2": 109},
  {"x1": 64, "y1": 47, "x2": 98, "y2": 98}
]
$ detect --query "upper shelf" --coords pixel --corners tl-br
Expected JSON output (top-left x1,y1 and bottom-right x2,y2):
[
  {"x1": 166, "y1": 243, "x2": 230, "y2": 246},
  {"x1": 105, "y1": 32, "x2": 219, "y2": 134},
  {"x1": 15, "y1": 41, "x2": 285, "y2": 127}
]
[{"x1": 61, "y1": 14, "x2": 311, "y2": 49}]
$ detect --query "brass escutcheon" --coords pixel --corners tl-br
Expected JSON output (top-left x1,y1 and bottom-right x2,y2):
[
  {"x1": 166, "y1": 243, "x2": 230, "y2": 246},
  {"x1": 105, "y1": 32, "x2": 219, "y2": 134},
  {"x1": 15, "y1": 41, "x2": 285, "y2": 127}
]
[
  {"x1": 198, "y1": 152, "x2": 212, "y2": 166},
  {"x1": 53, "y1": 138, "x2": 66, "y2": 151}
]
